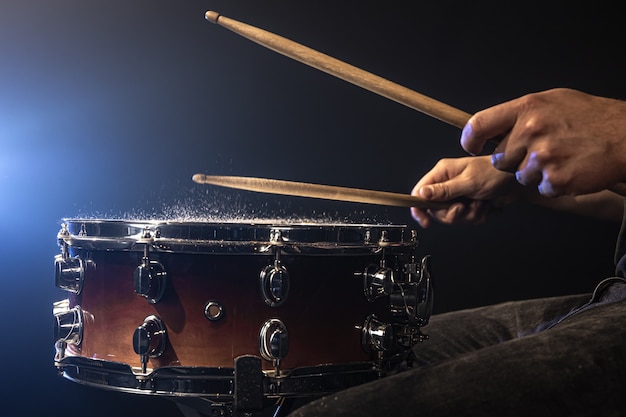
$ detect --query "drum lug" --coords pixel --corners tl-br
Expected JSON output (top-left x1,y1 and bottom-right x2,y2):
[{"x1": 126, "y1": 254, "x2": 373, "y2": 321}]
[
  {"x1": 54, "y1": 254, "x2": 85, "y2": 294},
  {"x1": 55, "y1": 224, "x2": 85, "y2": 294},
  {"x1": 53, "y1": 299, "x2": 84, "y2": 349},
  {"x1": 259, "y1": 318, "x2": 289, "y2": 375},
  {"x1": 415, "y1": 255, "x2": 434, "y2": 326},
  {"x1": 390, "y1": 255, "x2": 433, "y2": 326},
  {"x1": 362, "y1": 264, "x2": 394, "y2": 301},
  {"x1": 361, "y1": 314, "x2": 394, "y2": 352},
  {"x1": 134, "y1": 243, "x2": 167, "y2": 304},
  {"x1": 132, "y1": 315, "x2": 167, "y2": 374},
  {"x1": 259, "y1": 250, "x2": 290, "y2": 307}
]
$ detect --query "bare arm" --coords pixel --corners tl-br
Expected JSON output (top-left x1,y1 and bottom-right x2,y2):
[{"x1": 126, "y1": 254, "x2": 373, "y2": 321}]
[{"x1": 528, "y1": 189, "x2": 624, "y2": 223}]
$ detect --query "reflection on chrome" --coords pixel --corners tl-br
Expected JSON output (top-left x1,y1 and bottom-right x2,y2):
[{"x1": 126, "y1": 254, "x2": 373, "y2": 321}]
[{"x1": 53, "y1": 299, "x2": 83, "y2": 348}]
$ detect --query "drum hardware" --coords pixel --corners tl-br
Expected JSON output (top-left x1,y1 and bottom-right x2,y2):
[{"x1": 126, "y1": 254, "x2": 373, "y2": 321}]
[
  {"x1": 234, "y1": 355, "x2": 265, "y2": 413},
  {"x1": 134, "y1": 229, "x2": 168, "y2": 304},
  {"x1": 55, "y1": 254, "x2": 85, "y2": 294},
  {"x1": 377, "y1": 229, "x2": 431, "y2": 327},
  {"x1": 269, "y1": 228, "x2": 285, "y2": 245},
  {"x1": 53, "y1": 299, "x2": 83, "y2": 360},
  {"x1": 55, "y1": 339, "x2": 68, "y2": 364},
  {"x1": 204, "y1": 300, "x2": 225, "y2": 321},
  {"x1": 260, "y1": 228, "x2": 290, "y2": 307},
  {"x1": 379, "y1": 229, "x2": 389, "y2": 245},
  {"x1": 55, "y1": 356, "x2": 380, "y2": 407},
  {"x1": 259, "y1": 319, "x2": 289, "y2": 376},
  {"x1": 362, "y1": 263, "x2": 394, "y2": 301},
  {"x1": 55, "y1": 224, "x2": 85, "y2": 294},
  {"x1": 360, "y1": 314, "x2": 394, "y2": 353},
  {"x1": 359, "y1": 241, "x2": 432, "y2": 354},
  {"x1": 363, "y1": 229, "x2": 371, "y2": 245},
  {"x1": 394, "y1": 323, "x2": 429, "y2": 349},
  {"x1": 132, "y1": 315, "x2": 168, "y2": 374},
  {"x1": 259, "y1": 250, "x2": 290, "y2": 307},
  {"x1": 388, "y1": 255, "x2": 433, "y2": 326},
  {"x1": 362, "y1": 229, "x2": 420, "y2": 301},
  {"x1": 362, "y1": 229, "x2": 405, "y2": 300}
]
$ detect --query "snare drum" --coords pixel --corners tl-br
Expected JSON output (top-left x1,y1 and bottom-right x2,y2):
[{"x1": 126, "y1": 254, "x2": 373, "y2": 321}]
[{"x1": 53, "y1": 219, "x2": 432, "y2": 413}]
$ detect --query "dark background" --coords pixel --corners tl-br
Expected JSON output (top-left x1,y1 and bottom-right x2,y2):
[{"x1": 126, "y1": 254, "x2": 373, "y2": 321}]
[{"x1": 1, "y1": 1, "x2": 624, "y2": 415}]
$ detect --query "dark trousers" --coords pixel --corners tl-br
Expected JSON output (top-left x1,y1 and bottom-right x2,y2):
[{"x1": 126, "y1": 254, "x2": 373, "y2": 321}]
[{"x1": 288, "y1": 281, "x2": 626, "y2": 417}]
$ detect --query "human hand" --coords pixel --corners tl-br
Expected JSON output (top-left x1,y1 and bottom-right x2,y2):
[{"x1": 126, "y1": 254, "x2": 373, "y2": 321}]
[
  {"x1": 461, "y1": 88, "x2": 626, "y2": 197},
  {"x1": 410, "y1": 156, "x2": 522, "y2": 228}
]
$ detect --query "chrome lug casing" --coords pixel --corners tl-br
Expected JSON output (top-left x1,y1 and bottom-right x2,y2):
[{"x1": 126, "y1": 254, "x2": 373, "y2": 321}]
[
  {"x1": 54, "y1": 255, "x2": 85, "y2": 294},
  {"x1": 259, "y1": 262, "x2": 290, "y2": 307},
  {"x1": 133, "y1": 315, "x2": 167, "y2": 374},
  {"x1": 53, "y1": 299, "x2": 83, "y2": 362},
  {"x1": 361, "y1": 314, "x2": 394, "y2": 352},
  {"x1": 389, "y1": 255, "x2": 433, "y2": 326},
  {"x1": 133, "y1": 259, "x2": 167, "y2": 304}
]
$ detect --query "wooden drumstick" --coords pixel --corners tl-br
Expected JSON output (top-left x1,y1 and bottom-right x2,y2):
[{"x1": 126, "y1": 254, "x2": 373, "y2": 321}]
[
  {"x1": 204, "y1": 10, "x2": 471, "y2": 129},
  {"x1": 192, "y1": 174, "x2": 450, "y2": 209}
]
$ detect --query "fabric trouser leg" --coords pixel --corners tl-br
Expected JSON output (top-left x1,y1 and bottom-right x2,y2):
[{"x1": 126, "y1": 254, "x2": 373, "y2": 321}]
[{"x1": 288, "y1": 291, "x2": 626, "y2": 417}]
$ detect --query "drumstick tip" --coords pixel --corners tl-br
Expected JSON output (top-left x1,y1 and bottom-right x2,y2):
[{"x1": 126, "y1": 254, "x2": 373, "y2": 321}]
[
  {"x1": 205, "y1": 10, "x2": 221, "y2": 24},
  {"x1": 192, "y1": 173, "x2": 206, "y2": 184}
]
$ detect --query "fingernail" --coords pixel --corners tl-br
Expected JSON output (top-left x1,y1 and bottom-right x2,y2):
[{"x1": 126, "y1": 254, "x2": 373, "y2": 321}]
[
  {"x1": 419, "y1": 186, "x2": 433, "y2": 199},
  {"x1": 410, "y1": 208, "x2": 429, "y2": 228},
  {"x1": 491, "y1": 153, "x2": 504, "y2": 166},
  {"x1": 538, "y1": 183, "x2": 555, "y2": 196},
  {"x1": 460, "y1": 123, "x2": 474, "y2": 155},
  {"x1": 537, "y1": 184, "x2": 545, "y2": 196}
]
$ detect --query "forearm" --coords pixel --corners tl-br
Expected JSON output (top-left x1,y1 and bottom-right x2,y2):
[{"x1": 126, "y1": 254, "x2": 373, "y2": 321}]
[{"x1": 526, "y1": 189, "x2": 624, "y2": 223}]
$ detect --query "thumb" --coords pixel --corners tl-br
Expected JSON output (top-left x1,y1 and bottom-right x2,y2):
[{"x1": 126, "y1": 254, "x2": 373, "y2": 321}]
[{"x1": 417, "y1": 181, "x2": 462, "y2": 202}]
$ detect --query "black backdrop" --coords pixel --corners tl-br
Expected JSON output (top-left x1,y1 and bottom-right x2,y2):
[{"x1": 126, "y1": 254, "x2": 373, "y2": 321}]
[{"x1": 1, "y1": 1, "x2": 624, "y2": 415}]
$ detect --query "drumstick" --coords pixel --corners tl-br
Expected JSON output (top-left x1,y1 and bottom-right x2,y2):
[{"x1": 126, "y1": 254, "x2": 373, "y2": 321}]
[
  {"x1": 192, "y1": 174, "x2": 449, "y2": 209},
  {"x1": 204, "y1": 11, "x2": 471, "y2": 129}
]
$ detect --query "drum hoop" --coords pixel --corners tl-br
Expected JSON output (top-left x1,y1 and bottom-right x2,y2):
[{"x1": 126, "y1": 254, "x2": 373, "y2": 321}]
[
  {"x1": 59, "y1": 219, "x2": 415, "y2": 254},
  {"x1": 56, "y1": 355, "x2": 381, "y2": 399}
]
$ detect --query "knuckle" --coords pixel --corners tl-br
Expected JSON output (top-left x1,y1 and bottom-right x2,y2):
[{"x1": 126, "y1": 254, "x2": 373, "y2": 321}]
[{"x1": 437, "y1": 183, "x2": 452, "y2": 200}]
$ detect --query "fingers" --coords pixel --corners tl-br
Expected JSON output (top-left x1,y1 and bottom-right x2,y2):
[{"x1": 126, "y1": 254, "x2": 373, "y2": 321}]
[
  {"x1": 410, "y1": 181, "x2": 445, "y2": 228},
  {"x1": 512, "y1": 152, "x2": 542, "y2": 187},
  {"x1": 410, "y1": 201, "x2": 487, "y2": 227},
  {"x1": 413, "y1": 167, "x2": 473, "y2": 202},
  {"x1": 461, "y1": 100, "x2": 520, "y2": 155},
  {"x1": 490, "y1": 140, "x2": 527, "y2": 174},
  {"x1": 410, "y1": 203, "x2": 461, "y2": 227},
  {"x1": 410, "y1": 172, "x2": 484, "y2": 227},
  {"x1": 537, "y1": 179, "x2": 563, "y2": 198},
  {"x1": 496, "y1": 147, "x2": 565, "y2": 197},
  {"x1": 410, "y1": 182, "x2": 436, "y2": 227},
  {"x1": 410, "y1": 206, "x2": 431, "y2": 228},
  {"x1": 410, "y1": 185, "x2": 458, "y2": 228},
  {"x1": 482, "y1": 119, "x2": 561, "y2": 196}
]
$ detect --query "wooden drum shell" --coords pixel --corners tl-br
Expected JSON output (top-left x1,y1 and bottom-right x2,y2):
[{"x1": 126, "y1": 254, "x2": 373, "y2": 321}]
[
  {"x1": 70, "y1": 249, "x2": 388, "y2": 372},
  {"x1": 57, "y1": 220, "x2": 414, "y2": 374}
]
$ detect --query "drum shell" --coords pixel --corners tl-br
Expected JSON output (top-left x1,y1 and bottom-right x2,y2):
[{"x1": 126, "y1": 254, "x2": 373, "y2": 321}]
[{"x1": 68, "y1": 248, "x2": 390, "y2": 372}]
